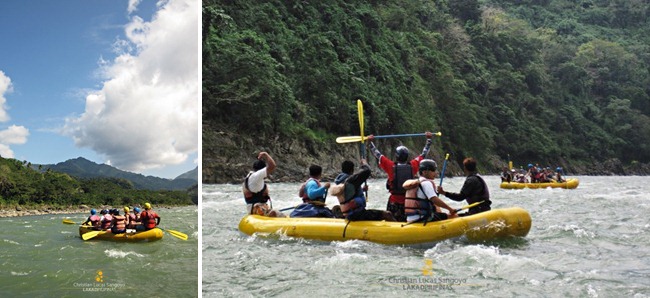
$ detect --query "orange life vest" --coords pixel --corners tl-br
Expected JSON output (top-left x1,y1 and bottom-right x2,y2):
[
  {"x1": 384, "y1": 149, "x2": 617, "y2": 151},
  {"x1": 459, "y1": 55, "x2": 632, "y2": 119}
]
[
  {"x1": 404, "y1": 178, "x2": 435, "y2": 217},
  {"x1": 112, "y1": 215, "x2": 126, "y2": 230},
  {"x1": 89, "y1": 215, "x2": 100, "y2": 228},
  {"x1": 141, "y1": 210, "x2": 158, "y2": 229},
  {"x1": 101, "y1": 214, "x2": 113, "y2": 230}
]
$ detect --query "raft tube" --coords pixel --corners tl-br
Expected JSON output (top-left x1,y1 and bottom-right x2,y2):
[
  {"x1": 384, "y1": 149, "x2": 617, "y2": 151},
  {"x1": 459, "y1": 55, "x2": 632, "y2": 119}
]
[
  {"x1": 500, "y1": 178, "x2": 579, "y2": 189},
  {"x1": 79, "y1": 226, "x2": 163, "y2": 242},
  {"x1": 238, "y1": 207, "x2": 531, "y2": 245}
]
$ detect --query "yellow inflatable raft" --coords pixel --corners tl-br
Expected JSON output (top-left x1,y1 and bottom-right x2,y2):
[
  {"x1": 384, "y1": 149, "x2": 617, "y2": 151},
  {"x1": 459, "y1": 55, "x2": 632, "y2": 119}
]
[
  {"x1": 238, "y1": 207, "x2": 531, "y2": 245},
  {"x1": 500, "y1": 178, "x2": 579, "y2": 189},
  {"x1": 79, "y1": 226, "x2": 163, "y2": 242}
]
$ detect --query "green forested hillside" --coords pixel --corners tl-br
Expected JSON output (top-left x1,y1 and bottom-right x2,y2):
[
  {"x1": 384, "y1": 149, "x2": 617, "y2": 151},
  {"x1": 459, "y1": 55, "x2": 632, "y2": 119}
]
[
  {"x1": 0, "y1": 158, "x2": 194, "y2": 208},
  {"x1": 203, "y1": 0, "x2": 650, "y2": 181}
]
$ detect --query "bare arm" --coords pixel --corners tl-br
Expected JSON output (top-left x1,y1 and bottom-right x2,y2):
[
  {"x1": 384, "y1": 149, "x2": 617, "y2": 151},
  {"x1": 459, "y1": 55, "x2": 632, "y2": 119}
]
[
  {"x1": 431, "y1": 196, "x2": 456, "y2": 215},
  {"x1": 258, "y1": 152, "x2": 276, "y2": 174}
]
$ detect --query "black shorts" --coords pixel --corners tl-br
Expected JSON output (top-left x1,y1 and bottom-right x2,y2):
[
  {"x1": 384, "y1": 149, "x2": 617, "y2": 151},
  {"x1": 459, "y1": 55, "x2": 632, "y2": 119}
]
[
  {"x1": 431, "y1": 212, "x2": 449, "y2": 221},
  {"x1": 386, "y1": 202, "x2": 406, "y2": 222},
  {"x1": 348, "y1": 209, "x2": 387, "y2": 221}
]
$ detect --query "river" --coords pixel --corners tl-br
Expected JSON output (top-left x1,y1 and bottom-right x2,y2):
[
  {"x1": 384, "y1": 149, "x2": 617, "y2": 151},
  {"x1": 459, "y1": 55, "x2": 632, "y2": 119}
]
[
  {"x1": 202, "y1": 176, "x2": 650, "y2": 297},
  {"x1": 0, "y1": 206, "x2": 198, "y2": 297}
]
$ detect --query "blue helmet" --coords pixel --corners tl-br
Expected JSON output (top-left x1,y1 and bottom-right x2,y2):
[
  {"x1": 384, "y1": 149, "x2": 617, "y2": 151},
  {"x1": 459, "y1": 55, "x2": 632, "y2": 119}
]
[
  {"x1": 556, "y1": 167, "x2": 562, "y2": 171},
  {"x1": 134, "y1": 207, "x2": 141, "y2": 213},
  {"x1": 395, "y1": 146, "x2": 409, "y2": 163},
  {"x1": 90, "y1": 209, "x2": 97, "y2": 215},
  {"x1": 527, "y1": 163, "x2": 533, "y2": 168}
]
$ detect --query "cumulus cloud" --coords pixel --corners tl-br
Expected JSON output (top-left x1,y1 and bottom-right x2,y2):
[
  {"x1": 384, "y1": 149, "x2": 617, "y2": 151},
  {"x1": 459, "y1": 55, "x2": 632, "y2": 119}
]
[
  {"x1": 63, "y1": 0, "x2": 198, "y2": 172},
  {"x1": 0, "y1": 71, "x2": 29, "y2": 158},
  {"x1": 0, "y1": 71, "x2": 12, "y2": 122}
]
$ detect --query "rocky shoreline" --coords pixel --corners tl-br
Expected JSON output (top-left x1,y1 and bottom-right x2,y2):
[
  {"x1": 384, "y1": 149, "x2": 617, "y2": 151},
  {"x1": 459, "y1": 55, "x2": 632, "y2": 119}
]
[
  {"x1": 0, "y1": 206, "x2": 88, "y2": 218},
  {"x1": 0, "y1": 204, "x2": 191, "y2": 218}
]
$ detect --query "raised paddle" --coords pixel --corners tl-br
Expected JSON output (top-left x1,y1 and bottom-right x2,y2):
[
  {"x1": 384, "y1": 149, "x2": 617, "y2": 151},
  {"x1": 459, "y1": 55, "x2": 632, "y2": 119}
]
[
  {"x1": 62, "y1": 219, "x2": 77, "y2": 225},
  {"x1": 336, "y1": 132, "x2": 442, "y2": 144},
  {"x1": 160, "y1": 228, "x2": 188, "y2": 241},
  {"x1": 357, "y1": 99, "x2": 368, "y2": 201},
  {"x1": 439, "y1": 153, "x2": 450, "y2": 186},
  {"x1": 82, "y1": 230, "x2": 106, "y2": 241}
]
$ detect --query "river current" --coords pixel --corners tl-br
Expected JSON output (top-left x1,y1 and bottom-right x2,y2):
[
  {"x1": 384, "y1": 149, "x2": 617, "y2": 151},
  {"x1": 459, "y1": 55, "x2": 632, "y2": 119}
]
[{"x1": 202, "y1": 176, "x2": 650, "y2": 297}]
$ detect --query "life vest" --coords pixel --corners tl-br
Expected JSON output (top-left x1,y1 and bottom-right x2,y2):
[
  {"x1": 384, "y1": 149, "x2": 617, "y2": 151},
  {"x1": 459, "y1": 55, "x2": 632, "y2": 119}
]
[
  {"x1": 89, "y1": 215, "x2": 100, "y2": 227},
  {"x1": 388, "y1": 164, "x2": 413, "y2": 195},
  {"x1": 243, "y1": 173, "x2": 270, "y2": 205},
  {"x1": 403, "y1": 178, "x2": 434, "y2": 218},
  {"x1": 298, "y1": 178, "x2": 325, "y2": 203},
  {"x1": 101, "y1": 214, "x2": 113, "y2": 230},
  {"x1": 112, "y1": 215, "x2": 126, "y2": 230},
  {"x1": 126, "y1": 213, "x2": 137, "y2": 228},
  {"x1": 141, "y1": 210, "x2": 158, "y2": 229},
  {"x1": 334, "y1": 182, "x2": 366, "y2": 218}
]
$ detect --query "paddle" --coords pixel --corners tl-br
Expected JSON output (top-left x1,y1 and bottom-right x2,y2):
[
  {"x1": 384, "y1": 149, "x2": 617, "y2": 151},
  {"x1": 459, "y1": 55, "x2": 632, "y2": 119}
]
[
  {"x1": 82, "y1": 230, "x2": 106, "y2": 241},
  {"x1": 280, "y1": 205, "x2": 298, "y2": 212},
  {"x1": 336, "y1": 132, "x2": 442, "y2": 144},
  {"x1": 62, "y1": 219, "x2": 77, "y2": 225},
  {"x1": 454, "y1": 200, "x2": 484, "y2": 213},
  {"x1": 439, "y1": 153, "x2": 450, "y2": 186},
  {"x1": 160, "y1": 228, "x2": 188, "y2": 241},
  {"x1": 357, "y1": 99, "x2": 368, "y2": 201}
]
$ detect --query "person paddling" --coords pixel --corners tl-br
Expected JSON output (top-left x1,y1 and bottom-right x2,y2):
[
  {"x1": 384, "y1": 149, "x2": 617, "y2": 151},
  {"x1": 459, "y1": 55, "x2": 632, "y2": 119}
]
[
  {"x1": 110, "y1": 209, "x2": 127, "y2": 234},
  {"x1": 367, "y1": 131, "x2": 434, "y2": 221},
  {"x1": 139, "y1": 203, "x2": 160, "y2": 231},
  {"x1": 329, "y1": 158, "x2": 395, "y2": 221},
  {"x1": 291, "y1": 165, "x2": 335, "y2": 218},
  {"x1": 82, "y1": 209, "x2": 101, "y2": 230},
  {"x1": 437, "y1": 157, "x2": 492, "y2": 216},
  {"x1": 124, "y1": 206, "x2": 139, "y2": 230},
  {"x1": 99, "y1": 209, "x2": 113, "y2": 231},
  {"x1": 403, "y1": 159, "x2": 457, "y2": 223}
]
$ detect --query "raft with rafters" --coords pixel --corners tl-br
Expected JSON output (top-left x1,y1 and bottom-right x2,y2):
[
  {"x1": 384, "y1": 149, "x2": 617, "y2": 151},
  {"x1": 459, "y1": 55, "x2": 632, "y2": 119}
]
[
  {"x1": 238, "y1": 207, "x2": 531, "y2": 245},
  {"x1": 500, "y1": 178, "x2": 579, "y2": 189},
  {"x1": 79, "y1": 225, "x2": 163, "y2": 242}
]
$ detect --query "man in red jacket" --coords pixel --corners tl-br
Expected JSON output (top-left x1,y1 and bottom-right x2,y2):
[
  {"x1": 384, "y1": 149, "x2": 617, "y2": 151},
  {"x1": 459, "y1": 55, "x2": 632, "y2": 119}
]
[{"x1": 139, "y1": 202, "x2": 161, "y2": 231}]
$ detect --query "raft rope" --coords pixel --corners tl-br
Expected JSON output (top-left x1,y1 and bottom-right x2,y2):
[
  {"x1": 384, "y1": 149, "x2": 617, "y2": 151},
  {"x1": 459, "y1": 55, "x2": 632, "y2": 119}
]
[{"x1": 342, "y1": 220, "x2": 352, "y2": 238}]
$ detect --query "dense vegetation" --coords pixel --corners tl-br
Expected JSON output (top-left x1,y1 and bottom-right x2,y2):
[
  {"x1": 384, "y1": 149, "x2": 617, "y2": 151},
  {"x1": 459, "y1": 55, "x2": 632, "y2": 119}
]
[
  {"x1": 0, "y1": 157, "x2": 194, "y2": 208},
  {"x1": 204, "y1": 0, "x2": 650, "y2": 178}
]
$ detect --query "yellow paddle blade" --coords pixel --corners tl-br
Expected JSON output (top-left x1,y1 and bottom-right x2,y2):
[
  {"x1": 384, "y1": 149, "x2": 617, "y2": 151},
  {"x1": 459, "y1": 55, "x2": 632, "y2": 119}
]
[
  {"x1": 457, "y1": 200, "x2": 485, "y2": 212},
  {"x1": 357, "y1": 99, "x2": 364, "y2": 138},
  {"x1": 336, "y1": 135, "x2": 364, "y2": 143},
  {"x1": 444, "y1": 153, "x2": 450, "y2": 160},
  {"x1": 164, "y1": 229, "x2": 188, "y2": 241},
  {"x1": 82, "y1": 230, "x2": 105, "y2": 241},
  {"x1": 62, "y1": 219, "x2": 76, "y2": 225}
]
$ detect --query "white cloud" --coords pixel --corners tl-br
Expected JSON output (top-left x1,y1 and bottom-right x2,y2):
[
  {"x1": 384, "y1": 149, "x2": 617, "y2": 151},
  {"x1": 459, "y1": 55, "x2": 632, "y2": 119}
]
[
  {"x1": 63, "y1": 0, "x2": 198, "y2": 173},
  {"x1": 127, "y1": 0, "x2": 142, "y2": 14},
  {"x1": 0, "y1": 71, "x2": 13, "y2": 122},
  {"x1": 0, "y1": 72, "x2": 29, "y2": 158}
]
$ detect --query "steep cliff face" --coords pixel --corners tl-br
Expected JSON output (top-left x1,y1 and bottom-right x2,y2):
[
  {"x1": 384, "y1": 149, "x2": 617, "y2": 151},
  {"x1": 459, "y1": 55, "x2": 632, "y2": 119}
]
[
  {"x1": 203, "y1": 125, "x2": 650, "y2": 184},
  {"x1": 202, "y1": 127, "x2": 371, "y2": 184}
]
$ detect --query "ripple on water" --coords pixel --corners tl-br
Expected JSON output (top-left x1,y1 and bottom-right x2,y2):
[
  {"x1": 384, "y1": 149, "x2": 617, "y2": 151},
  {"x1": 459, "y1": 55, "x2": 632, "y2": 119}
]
[
  {"x1": 3, "y1": 239, "x2": 19, "y2": 245},
  {"x1": 104, "y1": 249, "x2": 146, "y2": 258}
]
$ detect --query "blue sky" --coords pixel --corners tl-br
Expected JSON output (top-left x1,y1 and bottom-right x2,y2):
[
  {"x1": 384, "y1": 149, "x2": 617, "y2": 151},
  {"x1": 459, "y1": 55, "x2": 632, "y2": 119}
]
[{"x1": 0, "y1": 0, "x2": 198, "y2": 179}]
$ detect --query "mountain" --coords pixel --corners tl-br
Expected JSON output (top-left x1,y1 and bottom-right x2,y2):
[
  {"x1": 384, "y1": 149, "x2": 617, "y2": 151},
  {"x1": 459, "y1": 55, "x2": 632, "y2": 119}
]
[
  {"x1": 175, "y1": 166, "x2": 198, "y2": 181},
  {"x1": 37, "y1": 157, "x2": 197, "y2": 191}
]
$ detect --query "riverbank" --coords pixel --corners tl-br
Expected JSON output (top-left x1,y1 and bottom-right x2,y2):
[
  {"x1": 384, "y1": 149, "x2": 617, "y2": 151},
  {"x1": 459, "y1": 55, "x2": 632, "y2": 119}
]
[{"x1": 0, "y1": 204, "x2": 192, "y2": 218}]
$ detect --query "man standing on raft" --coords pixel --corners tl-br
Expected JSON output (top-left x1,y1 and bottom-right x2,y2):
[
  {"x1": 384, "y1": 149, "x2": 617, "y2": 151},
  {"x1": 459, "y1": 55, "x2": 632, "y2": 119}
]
[{"x1": 367, "y1": 132, "x2": 435, "y2": 222}]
